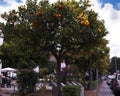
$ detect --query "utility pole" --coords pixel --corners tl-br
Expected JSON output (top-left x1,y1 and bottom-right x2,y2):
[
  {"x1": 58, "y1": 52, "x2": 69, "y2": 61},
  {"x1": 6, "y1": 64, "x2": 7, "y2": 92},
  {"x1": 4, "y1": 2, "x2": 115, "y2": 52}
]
[{"x1": 96, "y1": 69, "x2": 98, "y2": 96}]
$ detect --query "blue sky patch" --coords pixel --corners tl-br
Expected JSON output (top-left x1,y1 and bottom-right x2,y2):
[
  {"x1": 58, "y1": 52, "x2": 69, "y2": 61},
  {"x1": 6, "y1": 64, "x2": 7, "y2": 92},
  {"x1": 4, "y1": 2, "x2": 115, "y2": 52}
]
[
  {"x1": 16, "y1": 0, "x2": 22, "y2": 3},
  {"x1": 0, "y1": 0, "x2": 8, "y2": 6},
  {"x1": 0, "y1": 0, "x2": 22, "y2": 6},
  {"x1": 100, "y1": 0, "x2": 120, "y2": 10}
]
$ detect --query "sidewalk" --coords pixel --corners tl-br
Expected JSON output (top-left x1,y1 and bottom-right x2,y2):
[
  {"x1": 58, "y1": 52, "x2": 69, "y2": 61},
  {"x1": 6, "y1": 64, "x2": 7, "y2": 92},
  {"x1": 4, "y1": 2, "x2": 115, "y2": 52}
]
[
  {"x1": 0, "y1": 81, "x2": 114, "y2": 96},
  {"x1": 0, "y1": 86, "x2": 17, "y2": 96},
  {"x1": 0, "y1": 88, "x2": 11, "y2": 96},
  {"x1": 84, "y1": 80, "x2": 114, "y2": 96},
  {"x1": 97, "y1": 80, "x2": 114, "y2": 96}
]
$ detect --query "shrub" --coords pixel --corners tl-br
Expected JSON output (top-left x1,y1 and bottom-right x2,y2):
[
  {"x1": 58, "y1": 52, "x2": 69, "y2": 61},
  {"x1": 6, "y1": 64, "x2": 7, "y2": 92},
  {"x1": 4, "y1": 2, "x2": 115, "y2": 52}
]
[
  {"x1": 62, "y1": 85, "x2": 81, "y2": 96},
  {"x1": 17, "y1": 69, "x2": 38, "y2": 96}
]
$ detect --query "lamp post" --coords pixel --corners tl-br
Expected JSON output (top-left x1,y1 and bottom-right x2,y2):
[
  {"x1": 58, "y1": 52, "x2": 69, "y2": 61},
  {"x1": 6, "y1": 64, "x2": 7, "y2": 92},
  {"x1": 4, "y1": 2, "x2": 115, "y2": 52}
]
[{"x1": 89, "y1": 55, "x2": 93, "y2": 90}]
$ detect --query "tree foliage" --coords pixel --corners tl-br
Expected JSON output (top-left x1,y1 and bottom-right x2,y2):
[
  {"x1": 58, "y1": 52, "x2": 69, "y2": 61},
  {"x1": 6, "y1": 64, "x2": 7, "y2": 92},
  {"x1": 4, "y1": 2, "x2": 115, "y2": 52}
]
[{"x1": 0, "y1": 0, "x2": 109, "y2": 95}]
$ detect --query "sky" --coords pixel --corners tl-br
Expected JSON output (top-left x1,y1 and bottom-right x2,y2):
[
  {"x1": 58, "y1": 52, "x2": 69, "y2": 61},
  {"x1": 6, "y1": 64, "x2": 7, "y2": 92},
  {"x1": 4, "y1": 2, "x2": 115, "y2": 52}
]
[{"x1": 0, "y1": 0, "x2": 120, "y2": 58}]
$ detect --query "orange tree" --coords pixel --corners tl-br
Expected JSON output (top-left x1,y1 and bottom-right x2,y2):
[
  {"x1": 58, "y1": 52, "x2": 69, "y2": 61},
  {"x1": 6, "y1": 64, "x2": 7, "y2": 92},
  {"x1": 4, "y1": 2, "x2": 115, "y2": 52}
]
[
  {"x1": 64, "y1": 38, "x2": 109, "y2": 89},
  {"x1": 0, "y1": 0, "x2": 109, "y2": 96}
]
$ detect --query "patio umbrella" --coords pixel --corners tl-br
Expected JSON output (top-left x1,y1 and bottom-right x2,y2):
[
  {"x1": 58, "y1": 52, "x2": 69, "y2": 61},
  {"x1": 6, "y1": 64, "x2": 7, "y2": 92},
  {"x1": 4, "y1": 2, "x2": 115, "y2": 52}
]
[{"x1": 1, "y1": 67, "x2": 16, "y2": 72}]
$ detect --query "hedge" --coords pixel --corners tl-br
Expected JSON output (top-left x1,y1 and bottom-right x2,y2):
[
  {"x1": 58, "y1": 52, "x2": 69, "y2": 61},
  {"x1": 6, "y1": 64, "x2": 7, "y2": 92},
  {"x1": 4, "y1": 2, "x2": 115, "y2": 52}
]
[{"x1": 62, "y1": 85, "x2": 81, "y2": 96}]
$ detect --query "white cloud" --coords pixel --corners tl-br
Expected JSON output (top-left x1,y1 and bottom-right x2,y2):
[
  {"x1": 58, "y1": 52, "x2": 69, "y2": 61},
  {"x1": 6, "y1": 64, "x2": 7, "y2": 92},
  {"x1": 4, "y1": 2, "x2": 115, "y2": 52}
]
[
  {"x1": 90, "y1": 0, "x2": 120, "y2": 58},
  {"x1": 0, "y1": 0, "x2": 25, "y2": 12},
  {"x1": 0, "y1": 0, "x2": 25, "y2": 22},
  {"x1": 0, "y1": 0, "x2": 120, "y2": 58},
  {"x1": 0, "y1": 0, "x2": 26, "y2": 45}
]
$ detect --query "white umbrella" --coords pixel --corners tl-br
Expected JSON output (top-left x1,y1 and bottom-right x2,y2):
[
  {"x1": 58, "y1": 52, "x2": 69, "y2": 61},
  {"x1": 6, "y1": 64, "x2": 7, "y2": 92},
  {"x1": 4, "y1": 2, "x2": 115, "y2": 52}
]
[{"x1": 1, "y1": 67, "x2": 16, "y2": 72}]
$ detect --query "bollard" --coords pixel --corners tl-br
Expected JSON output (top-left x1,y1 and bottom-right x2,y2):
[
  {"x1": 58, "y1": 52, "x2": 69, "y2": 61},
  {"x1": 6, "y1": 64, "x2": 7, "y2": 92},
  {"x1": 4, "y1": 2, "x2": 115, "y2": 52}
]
[
  {"x1": 52, "y1": 82, "x2": 58, "y2": 96},
  {"x1": 77, "y1": 82, "x2": 85, "y2": 96}
]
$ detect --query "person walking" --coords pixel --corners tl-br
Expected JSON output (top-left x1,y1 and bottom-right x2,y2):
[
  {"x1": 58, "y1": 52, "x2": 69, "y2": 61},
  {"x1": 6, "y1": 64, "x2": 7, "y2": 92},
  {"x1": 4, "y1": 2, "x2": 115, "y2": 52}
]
[{"x1": 6, "y1": 76, "x2": 11, "y2": 88}]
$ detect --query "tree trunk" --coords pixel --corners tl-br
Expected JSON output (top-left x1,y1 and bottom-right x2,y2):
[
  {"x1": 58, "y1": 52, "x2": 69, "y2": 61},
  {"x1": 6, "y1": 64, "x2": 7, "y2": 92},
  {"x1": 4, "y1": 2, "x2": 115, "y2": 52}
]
[{"x1": 56, "y1": 59, "x2": 62, "y2": 96}]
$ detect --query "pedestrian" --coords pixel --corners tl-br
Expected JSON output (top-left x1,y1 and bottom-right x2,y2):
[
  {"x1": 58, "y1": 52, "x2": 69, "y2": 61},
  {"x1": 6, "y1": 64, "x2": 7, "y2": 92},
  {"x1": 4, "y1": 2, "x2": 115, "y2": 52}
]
[
  {"x1": 1, "y1": 76, "x2": 6, "y2": 87},
  {"x1": 6, "y1": 76, "x2": 11, "y2": 88}
]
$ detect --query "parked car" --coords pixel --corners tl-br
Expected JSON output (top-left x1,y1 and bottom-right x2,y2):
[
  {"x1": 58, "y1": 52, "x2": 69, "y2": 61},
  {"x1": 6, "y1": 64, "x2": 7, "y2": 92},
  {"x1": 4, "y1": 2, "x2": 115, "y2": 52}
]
[
  {"x1": 106, "y1": 75, "x2": 115, "y2": 85},
  {"x1": 113, "y1": 73, "x2": 120, "y2": 96},
  {"x1": 110, "y1": 77, "x2": 115, "y2": 90}
]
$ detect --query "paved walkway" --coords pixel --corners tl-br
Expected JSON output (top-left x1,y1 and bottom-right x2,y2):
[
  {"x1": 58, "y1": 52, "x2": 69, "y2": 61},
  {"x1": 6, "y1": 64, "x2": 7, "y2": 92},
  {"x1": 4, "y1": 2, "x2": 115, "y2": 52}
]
[
  {"x1": 98, "y1": 81, "x2": 114, "y2": 96},
  {"x1": 0, "y1": 88, "x2": 11, "y2": 96},
  {"x1": 0, "y1": 86, "x2": 17, "y2": 96},
  {"x1": 0, "y1": 81, "x2": 115, "y2": 96}
]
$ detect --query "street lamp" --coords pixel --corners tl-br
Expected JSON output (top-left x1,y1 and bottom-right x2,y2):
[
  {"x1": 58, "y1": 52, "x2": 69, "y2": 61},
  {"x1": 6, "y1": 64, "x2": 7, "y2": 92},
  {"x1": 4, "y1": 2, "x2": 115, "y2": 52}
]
[{"x1": 89, "y1": 55, "x2": 93, "y2": 90}]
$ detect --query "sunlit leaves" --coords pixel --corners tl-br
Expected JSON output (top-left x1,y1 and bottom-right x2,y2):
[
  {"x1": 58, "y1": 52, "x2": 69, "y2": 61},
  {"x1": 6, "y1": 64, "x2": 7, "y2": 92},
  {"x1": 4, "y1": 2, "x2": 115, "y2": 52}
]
[{"x1": 0, "y1": 0, "x2": 109, "y2": 74}]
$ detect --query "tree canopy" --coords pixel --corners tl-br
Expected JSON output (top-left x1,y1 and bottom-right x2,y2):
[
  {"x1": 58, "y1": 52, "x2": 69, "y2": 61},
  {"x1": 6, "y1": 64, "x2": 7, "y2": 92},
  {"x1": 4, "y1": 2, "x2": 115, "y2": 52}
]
[{"x1": 0, "y1": 0, "x2": 109, "y2": 95}]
